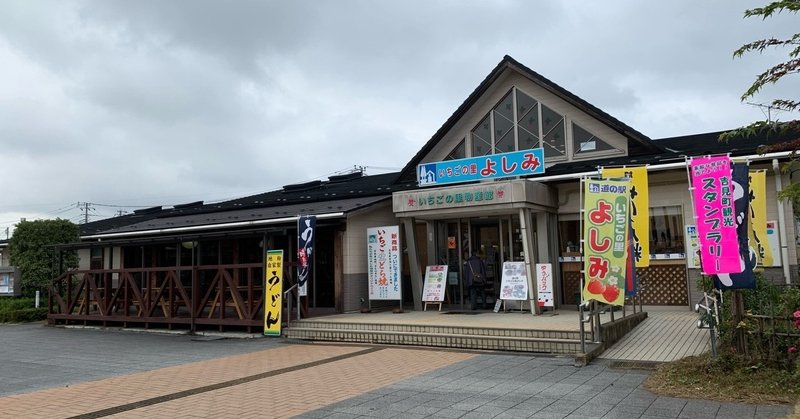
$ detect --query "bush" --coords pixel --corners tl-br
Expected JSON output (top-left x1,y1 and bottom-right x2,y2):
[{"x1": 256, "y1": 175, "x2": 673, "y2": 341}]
[
  {"x1": 0, "y1": 308, "x2": 47, "y2": 323},
  {"x1": 0, "y1": 297, "x2": 47, "y2": 323}
]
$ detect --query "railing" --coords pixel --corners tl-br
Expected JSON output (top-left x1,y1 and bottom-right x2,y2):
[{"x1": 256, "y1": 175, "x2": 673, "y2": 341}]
[
  {"x1": 283, "y1": 283, "x2": 300, "y2": 327},
  {"x1": 48, "y1": 263, "x2": 265, "y2": 332}
]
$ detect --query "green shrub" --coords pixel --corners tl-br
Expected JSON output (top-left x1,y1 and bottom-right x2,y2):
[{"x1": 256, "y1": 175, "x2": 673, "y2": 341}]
[
  {"x1": 0, "y1": 308, "x2": 47, "y2": 323},
  {"x1": 0, "y1": 297, "x2": 46, "y2": 323},
  {"x1": 0, "y1": 297, "x2": 37, "y2": 312}
]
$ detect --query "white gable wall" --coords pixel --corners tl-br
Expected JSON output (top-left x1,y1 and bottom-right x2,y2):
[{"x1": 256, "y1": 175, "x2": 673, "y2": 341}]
[{"x1": 419, "y1": 69, "x2": 629, "y2": 165}]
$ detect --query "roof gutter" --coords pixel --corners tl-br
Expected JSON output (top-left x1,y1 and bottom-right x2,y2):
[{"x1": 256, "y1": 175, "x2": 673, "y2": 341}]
[
  {"x1": 529, "y1": 151, "x2": 794, "y2": 183},
  {"x1": 81, "y1": 211, "x2": 346, "y2": 241}
]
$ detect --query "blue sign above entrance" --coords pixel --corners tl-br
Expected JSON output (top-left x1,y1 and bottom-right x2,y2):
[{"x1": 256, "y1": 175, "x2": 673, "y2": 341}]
[{"x1": 417, "y1": 148, "x2": 545, "y2": 187}]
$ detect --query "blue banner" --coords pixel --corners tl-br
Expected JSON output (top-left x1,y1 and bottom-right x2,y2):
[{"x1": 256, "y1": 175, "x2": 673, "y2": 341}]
[
  {"x1": 297, "y1": 215, "x2": 315, "y2": 297},
  {"x1": 713, "y1": 164, "x2": 755, "y2": 289},
  {"x1": 417, "y1": 148, "x2": 545, "y2": 187}
]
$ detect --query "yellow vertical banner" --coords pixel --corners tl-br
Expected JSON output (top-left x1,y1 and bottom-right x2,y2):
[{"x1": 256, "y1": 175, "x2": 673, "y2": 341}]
[
  {"x1": 264, "y1": 250, "x2": 283, "y2": 336},
  {"x1": 748, "y1": 170, "x2": 773, "y2": 267},
  {"x1": 583, "y1": 179, "x2": 630, "y2": 306},
  {"x1": 601, "y1": 166, "x2": 649, "y2": 267}
]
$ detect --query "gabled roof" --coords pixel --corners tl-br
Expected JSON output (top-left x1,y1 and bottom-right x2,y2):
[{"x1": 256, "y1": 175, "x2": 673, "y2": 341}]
[
  {"x1": 79, "y1": 171, "x2": 417, "y2": 238},
  {"x1": 519, "y1": 125, "x2": 800, "y2": 180},
  {"x1": 656, "y1": 127, "x2": 800, "y2": 156},
  {"x1": 397, "y1": 55, "x2": 664, "y2": 182}
]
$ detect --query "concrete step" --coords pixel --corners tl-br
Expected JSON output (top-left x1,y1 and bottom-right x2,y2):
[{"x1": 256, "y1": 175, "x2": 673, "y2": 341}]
[{"x1": 283, "y1": 321, "x2": 589, "y2": 354}]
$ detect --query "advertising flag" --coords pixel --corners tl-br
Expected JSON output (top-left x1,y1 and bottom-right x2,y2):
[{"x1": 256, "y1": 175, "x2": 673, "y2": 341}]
[
  {"x1": 625, "y1": 220, "x2": 638, "y2": 297},
  {"x1": 264, "y1": 250, "x2": 283, "y2": 336},
  {"x1": 297, "y1": 215, "x2": 316, "y2": 297},
  {"x1": 689, "y1": 155, "x2": 741, "y2": 274},
  {"x1": 713, "y1": 164, "x2": 755, "y2": 289},
  {"x1": 582, "y1": 179, "x2": 630, "y2": 306},
  {"x1": 601, "y1": 166, "x2": 649, "y2": 267},
  {"x1": 748, "y1": 170, "x2": 773, "y2": 267}
]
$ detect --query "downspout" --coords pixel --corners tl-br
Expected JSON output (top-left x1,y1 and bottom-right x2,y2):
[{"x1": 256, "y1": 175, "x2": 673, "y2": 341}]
[{"x1": 773, "y1": 159, "x2": 792, "y2": 284}]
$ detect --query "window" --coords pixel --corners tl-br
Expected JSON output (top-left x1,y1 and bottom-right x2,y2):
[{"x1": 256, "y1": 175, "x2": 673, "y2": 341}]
[
  {"x1": 573, "y1": 123, "x2": 618, "y2": 156},
  {"x1": 650, "y1": 206, "x2": 685, "y2": 255},
  {"x1": 90, "y1": 248, "x2": 103, "y2": 270},
  {"x1": 470, "y1": 87, "x2": 566, "y2": 160},
  {"x1": 516, "y1": 90, "x2": 539, "y2": 150},
  {"x1": 541, "y1": 104, "x2": 566, "y2": 159},
  {"x1": 444, "y1": 139, "x2": 466, "y2": 160}
]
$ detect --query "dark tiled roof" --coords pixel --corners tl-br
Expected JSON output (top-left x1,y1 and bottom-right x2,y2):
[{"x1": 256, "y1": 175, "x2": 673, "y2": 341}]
[
  {"x1": 526, "y1": 125, "x2": 800, "y2": 181},
  {"x1": 89, "y1": 195, "x2": 391, "y2": 236},
  {"x1": 397, "y1": 55, "x2": 663, "y2": 182},
  {"x1": 656, "y1": 128, "x2": 800, "y2": 156},
  {"x1": 80, "y1": 171, "x2": 417, "y2": 237}
]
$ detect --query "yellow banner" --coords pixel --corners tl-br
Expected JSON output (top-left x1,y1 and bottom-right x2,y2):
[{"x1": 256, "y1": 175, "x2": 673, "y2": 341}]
[
  {"x1": 583, "y1": 179, "x2": 629, "y2": 306},
  {"x1": 264, "y1": 250, "x2": 283, "y2": 336},
  {"x1": 601, "y1": 166, "x2": 649, "y2": 267},
  {"x1": 749, "y1": 170, "x2": 773, "y2": 267}
]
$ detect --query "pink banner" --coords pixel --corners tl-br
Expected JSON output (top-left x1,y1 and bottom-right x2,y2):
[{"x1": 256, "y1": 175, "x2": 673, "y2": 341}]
[{"x1": 690, "y1": 156, "x2": 742, "y2": 274}]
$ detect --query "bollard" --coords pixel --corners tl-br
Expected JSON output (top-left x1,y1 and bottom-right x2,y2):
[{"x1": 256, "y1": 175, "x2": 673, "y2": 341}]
[{"x1": 35, "y1": 290, "x2": 40, "y2": 308}]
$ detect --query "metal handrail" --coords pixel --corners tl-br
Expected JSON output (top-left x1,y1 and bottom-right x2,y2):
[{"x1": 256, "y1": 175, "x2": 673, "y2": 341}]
[{"x1": 283, "y1": 283, "x2": 300, "y2": 326}]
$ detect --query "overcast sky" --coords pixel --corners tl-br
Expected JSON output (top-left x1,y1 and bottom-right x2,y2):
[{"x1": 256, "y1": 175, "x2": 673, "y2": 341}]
[{"x1": 1, "y1": 0, "x2": 797, "y2": 236}]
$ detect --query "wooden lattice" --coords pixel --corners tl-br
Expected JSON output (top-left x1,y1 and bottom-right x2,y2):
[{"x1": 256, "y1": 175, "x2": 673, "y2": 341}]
[
  {"x1": 559, "y1": 264, "x2": 688, "y2": 306},
  {"x1": 562, "y1": 272, "x2": 582, "y2": 306},
  {"x1": 636, "y1": 265, "x2": 688, "y2": 306}
]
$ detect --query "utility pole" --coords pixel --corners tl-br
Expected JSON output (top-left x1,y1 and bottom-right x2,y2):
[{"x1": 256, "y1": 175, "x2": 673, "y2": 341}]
[{"x1": 77, "y1": 202, "x2": 95, "y2": 224}]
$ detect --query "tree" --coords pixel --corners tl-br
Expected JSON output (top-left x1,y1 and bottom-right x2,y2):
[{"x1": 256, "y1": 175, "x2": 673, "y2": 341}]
[
  {"x1": 8, "y1": 219, "x2": 79, "y2": 296},
  {"x1": 721, "y1": 0, "x2": 800, "y2": 207}
]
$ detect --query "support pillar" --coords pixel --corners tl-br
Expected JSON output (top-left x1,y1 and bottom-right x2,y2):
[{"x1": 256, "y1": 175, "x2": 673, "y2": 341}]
[
  {"x1": 519, "y1": 208, "x2": 540, "y2": 315},
  {"x1": 402, "y1": 218, "x2": 423, "y2": 311}
]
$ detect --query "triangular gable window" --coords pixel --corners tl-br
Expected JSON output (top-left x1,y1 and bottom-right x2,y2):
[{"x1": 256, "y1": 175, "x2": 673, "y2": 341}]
[
  {"x1": 444, "y1": 139, "x2": 466, "y2": 161},
  {"x1": 572, "y1": 123, "x2": 618, "y2": 156},
  {"x1": 541, "y1": 104, "x2": 566, "y2": 159}
]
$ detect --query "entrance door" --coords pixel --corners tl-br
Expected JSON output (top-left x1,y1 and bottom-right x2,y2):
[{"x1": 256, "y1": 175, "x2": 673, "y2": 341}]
[{"x1": 471, "y1": 220, "x2": 500, "y2": 306}]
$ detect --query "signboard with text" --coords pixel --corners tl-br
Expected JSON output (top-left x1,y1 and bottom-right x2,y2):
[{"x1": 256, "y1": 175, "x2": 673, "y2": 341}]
[
  {"x1": 421, "y1": 265, "x2": 448, "y2": 303},
  {"x1": 499, "y1": 262, "x2": 529, "y2": 301},
  {"x1": 535, "y1": 263, "x2": 554, "y2": 307},
  {"x1": 264, "y1": 250, "x2": 283, "y2": 337},
  {"x1": 417, "y1": 148, "x2": 545, "y2": 187},
  {"x1": 367, "y1": 226, "x2": 402, "y2": 300}
]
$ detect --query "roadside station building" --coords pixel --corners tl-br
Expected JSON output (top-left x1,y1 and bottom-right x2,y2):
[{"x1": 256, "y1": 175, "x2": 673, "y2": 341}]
[{"x1": 48, "y1": 56, "x2": 798, "y2": 332}]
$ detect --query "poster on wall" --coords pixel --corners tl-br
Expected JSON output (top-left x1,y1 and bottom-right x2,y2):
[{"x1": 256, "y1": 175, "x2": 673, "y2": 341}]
[
  {"x1": 600, "y1": 166, "x2": 649, "y2": 267},
  {"x1": 535, "y1": 263, "x2": 553, "y2": 307},
  {"x1": 582, "y1": 178, "x2": 629, "y2": 306},
  {"x1": 689, "y1": 155, "x2": 741, "y2": 275},
  {"x1": 685, "y1": 225, "x2": 701, "y2": 269},
  {"x1": 421, "y1": 265, "x2": 448, "y2": 302},
  {"x1": 297, "y1": 215, "x2": 316, "y2": 297},
  {"x1": 500, "y1": 261, "x2": 529, "y2": 301},
  {"x1": 367, "y1": 226, "x2": 402, "y2": 300},
  {"x1": 264, "y1": 250, "x2": 283, "y2": 337},
  {"x1": 767, "y1": 220, "x2": 782, "y2": 266}
]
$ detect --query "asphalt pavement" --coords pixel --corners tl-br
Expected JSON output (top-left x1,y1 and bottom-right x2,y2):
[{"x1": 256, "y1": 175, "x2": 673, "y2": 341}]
[{"x1": 0, "y1": 322, "x2": 794, "y2": 418}]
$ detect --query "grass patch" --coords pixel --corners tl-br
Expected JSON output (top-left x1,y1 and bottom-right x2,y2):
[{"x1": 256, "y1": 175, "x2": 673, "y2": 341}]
[{"x1": 645, "y1": 353, "x2": 800, "y2": 405}]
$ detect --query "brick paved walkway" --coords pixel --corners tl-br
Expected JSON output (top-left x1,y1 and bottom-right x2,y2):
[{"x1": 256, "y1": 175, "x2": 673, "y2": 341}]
[{"x1": 0, "y1": 343, "x2": 474, "y2": 418}]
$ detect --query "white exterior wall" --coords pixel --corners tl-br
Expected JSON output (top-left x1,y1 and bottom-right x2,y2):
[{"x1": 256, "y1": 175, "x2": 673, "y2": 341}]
[
  {"x1": 420, "y1": 71, "x2": 629, "y2": 166},
  {"x1": 342, "y1": 201, "x2": 401, "y2": 311},
  {"x1": 555, "y1": 164, "x2": 798, "y2": 271}
]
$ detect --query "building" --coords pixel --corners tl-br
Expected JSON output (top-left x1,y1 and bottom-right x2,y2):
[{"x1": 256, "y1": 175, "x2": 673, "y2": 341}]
[{"x1": 47, "y1": 56, "x2": 797, "y2": 332}]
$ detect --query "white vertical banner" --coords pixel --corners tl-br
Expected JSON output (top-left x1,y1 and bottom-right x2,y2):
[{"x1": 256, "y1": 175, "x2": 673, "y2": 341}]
[
  {"x1": 367, "y1": 226, "x2": 402, "y2": 301},
  {"x1": 535, "y1": 263, "x2": 554, "y2": 308}
]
